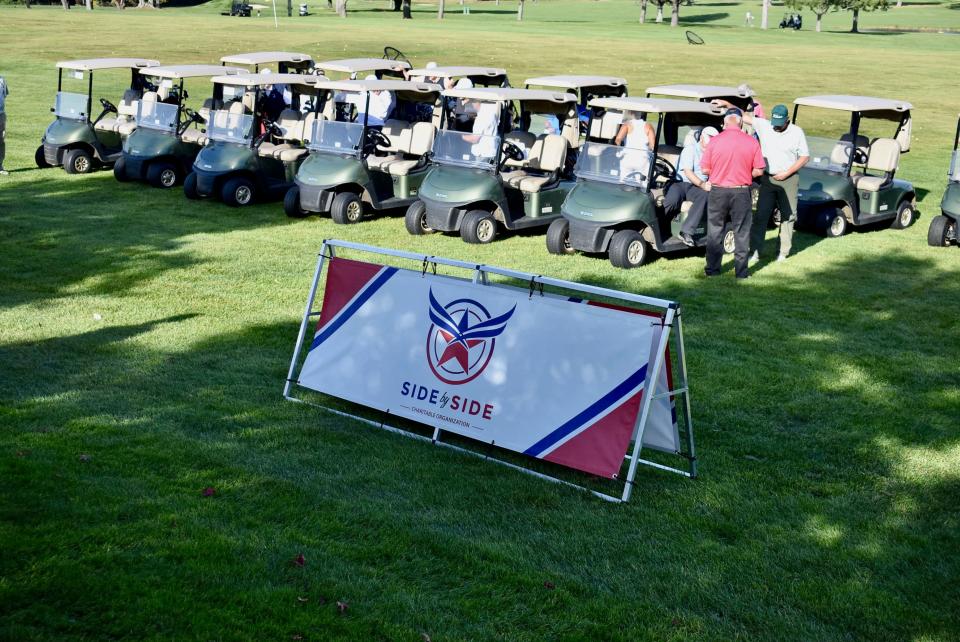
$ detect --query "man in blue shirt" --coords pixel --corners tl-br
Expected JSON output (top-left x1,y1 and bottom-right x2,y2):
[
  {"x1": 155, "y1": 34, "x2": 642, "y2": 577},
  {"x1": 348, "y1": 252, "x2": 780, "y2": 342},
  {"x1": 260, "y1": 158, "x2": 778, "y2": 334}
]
[
  {"x1": 663, "y1": 126, "x2": 718, "y2": 246},
  {"x1": 0, "y1": 75, "x2": 8, "y2": 175}
]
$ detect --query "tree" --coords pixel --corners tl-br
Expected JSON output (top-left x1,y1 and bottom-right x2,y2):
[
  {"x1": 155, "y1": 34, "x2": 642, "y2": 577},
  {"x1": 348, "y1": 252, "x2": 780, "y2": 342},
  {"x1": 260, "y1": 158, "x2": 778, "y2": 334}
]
[
  {"x1": 761, "y1": 0, "x2": 770, "y2": 28},
  {"x1": 335, "y1": 0, "x2": 346, "y2": 16},
  {"x1": 787, "y1": 0, "x2": 839, "y2": 32},
  {"x1": 61, "y1": 0, "x2": 70, "y2": 9},
  {"x1": 842, "y1": 0, "x2": 888, "y2": 32},
  {"x1": 392, "y1": 0, "x2": 400, "y2": 10},
  {"x1": 287, "y1": 0, "x2": 292, "y2": 16},
  {"x1": 639, "y1": 0, "x2": 647, "y2": 23},
  {"x1": 401, "y1": 0, "x2": 411, "y2": 17},
  {"x1": 670, "y1": 0, "x2": 679, "y2": 25},
  {"x1": 517, "y1": 0, "x2": 524, "y2": 21},
  {"x1": 654, "y1": 0, "x2": 664, "y2": 22},
  {"x1": 438, "y1": 0, "x2": 444, "y2": 18}
]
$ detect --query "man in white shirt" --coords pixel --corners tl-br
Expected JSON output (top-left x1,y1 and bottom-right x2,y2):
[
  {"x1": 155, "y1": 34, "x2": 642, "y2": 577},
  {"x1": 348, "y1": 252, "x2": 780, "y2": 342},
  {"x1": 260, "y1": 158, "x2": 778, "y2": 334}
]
[
  {"x1": 359, "y1": 75, "x2": 395, "y2": 128},
  {"x1": 464, "y1": 100, "x2": 499, "y2": 162}
]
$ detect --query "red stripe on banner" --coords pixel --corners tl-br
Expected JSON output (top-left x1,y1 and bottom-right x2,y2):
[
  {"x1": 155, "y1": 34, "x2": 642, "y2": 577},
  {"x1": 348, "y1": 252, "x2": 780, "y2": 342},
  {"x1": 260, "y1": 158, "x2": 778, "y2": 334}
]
[
  {"x1": 542, "y1": 390, "x2": 644, "y2": 478},
  {"x1": 316, "y1": 258, "x2": 387, "y2": 332}
]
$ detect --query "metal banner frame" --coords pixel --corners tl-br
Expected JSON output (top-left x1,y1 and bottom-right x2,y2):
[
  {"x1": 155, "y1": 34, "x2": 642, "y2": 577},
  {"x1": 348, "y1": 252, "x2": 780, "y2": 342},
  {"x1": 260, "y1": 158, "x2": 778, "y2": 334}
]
[{"x1": 283, "y1": 240, "x2": 697, "y2": 503}]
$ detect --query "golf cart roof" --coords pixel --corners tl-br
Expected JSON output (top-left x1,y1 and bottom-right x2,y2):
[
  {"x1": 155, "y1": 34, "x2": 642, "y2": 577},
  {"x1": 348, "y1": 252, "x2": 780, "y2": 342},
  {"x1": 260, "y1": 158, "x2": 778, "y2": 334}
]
[
  {"x1": 794, "y1": 95, "x2": 912, "y2": 113},
  {"x1": 443, "y1": 87, "x2": 576, "y2": 104},
  {"x1": 315, "y1": 58, "x2": 411, "y2": 74},
  {"x1": 646, "y1": 84, "x2": 754, "y2": 99},
  {"x1": 142, "y1": 64, "x2": 246, "y2": 80},
  {"x1": 315, "y1": 78, "x2": 441, "y2": 94},
  {"x1": 406, "y1": 65, "x2": 506, "y2": 79},
  {"x1": 590, "y1": 96, "x2": 723, "y2": 115},
  {"x1": 210, "y1": 72, "x2": 320, "y2": 87},
  {"x1": 525, "y1": 75, "x2": 627, "y2": 90},
  {"x1": 219, "y1": 52, "x2": 313, "y2": 66},
  {"x1": 57, "y1": 58, "x2": 160, "y2": 71}
]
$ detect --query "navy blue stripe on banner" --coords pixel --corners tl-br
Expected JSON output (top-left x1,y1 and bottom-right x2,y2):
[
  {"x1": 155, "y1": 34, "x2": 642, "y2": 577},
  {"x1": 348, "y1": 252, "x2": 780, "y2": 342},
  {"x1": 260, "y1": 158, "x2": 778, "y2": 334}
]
[
  {"x1": 523, "y1": 364, "x2": 648, "y2": 457},
  {"x1": 308, "y1": 266, "x2": 398, "y2": 352}
]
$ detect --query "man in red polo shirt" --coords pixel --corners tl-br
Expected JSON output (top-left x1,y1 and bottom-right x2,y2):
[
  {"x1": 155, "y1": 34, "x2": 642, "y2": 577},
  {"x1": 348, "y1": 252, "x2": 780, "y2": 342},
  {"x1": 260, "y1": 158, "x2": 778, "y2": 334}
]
[{"x1": 700, "y1": 107, "x2": 765, "y2": 279}]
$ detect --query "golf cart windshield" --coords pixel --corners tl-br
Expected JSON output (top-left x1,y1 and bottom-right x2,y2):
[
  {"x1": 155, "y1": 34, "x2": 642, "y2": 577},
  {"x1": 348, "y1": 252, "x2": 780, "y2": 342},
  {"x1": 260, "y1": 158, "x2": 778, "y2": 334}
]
[
  {"x1": 307, "y1": 120, "x2": 364, "y2": 156},
  {"x1": 206, "y1": 110, "x2": 254, "y2": 143},
  {"x1": 950, "y1": 151, "x2": 960, "y2": 183},
  {"x1": 432, "y1": 129, "x2": 500, "y2": 169},
  {"x1": 574, "y1": 141, "x2": 652, "y2": 190},
  {"x1": 136, "y1": 101, "x2": 178, "y2": 132},
  {"x1": 55, "y1": 92, "x2": 88, "y2": 120},
  {"x1": 805, "y1": 136, "x2": 853, "y2": 173}
]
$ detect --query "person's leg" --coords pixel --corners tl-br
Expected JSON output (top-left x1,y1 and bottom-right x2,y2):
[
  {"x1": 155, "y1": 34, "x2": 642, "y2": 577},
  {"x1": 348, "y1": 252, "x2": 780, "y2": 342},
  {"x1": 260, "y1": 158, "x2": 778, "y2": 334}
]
[
  {"x1": 0, "y1": 112, "x2": 6, "y2": 171},
  {"x1": 777, "y1": 173, "x2": 800, "y2": 258},
  {"x1": 751, "y1": 174, "x2": 775, "y2": 255},
  {"x1": 731, "y1": 188, "x2": 753, "y2": 278},
  {"x1": 681, "y1": 184, "x2": 709, "y2": 236},
  {"x1": 704, "y1": 189, "x2": 729, "y2": 276},
  {"x1": 662, "y1": 181, "x2": 689, "y2": 218}
]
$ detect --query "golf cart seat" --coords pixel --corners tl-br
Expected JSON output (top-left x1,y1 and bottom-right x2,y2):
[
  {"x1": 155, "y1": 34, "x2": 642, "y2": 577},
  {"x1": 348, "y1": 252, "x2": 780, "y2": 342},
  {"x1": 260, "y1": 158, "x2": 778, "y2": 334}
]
[
  {"x1": 831, "y1": 133, "x2": 870, "y2": 167},
  {"x1": 588, "y1": 111, "x2": 623, "y2": 140},
  {"x1": 851, "y1": 138, "x2": 900, "y2": 192},
  {"x1": 501, "y1": 134, "x2": 567, "y2": 193},
  {"x1": 366, "y1": 119, "x2": 413, "y2": 171},
  {"x1": 181, "y1": 99, "x2": 221, "y2": 146},
  {"x1": 95, "y1": 89, "x2": 142, "y2": 134},
  {"x1": 387, "y1": 123, "x2": 436, "y2": 176},
  {"x1": 259, "y1": 109, "x2": 304, "y2": 157},
  {"x1": 503, "y1": 131, "x2": 537, "y2": 169}
]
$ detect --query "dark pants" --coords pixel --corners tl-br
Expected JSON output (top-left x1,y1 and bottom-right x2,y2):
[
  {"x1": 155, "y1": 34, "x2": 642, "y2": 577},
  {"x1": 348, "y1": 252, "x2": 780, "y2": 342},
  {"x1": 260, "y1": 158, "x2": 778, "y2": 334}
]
[
  {"x1": 705, "y1": 186, "x2": 752, "y2": 278},
  {"x1": 663, "y1": 181, "x2": 709, "y2": 236}
]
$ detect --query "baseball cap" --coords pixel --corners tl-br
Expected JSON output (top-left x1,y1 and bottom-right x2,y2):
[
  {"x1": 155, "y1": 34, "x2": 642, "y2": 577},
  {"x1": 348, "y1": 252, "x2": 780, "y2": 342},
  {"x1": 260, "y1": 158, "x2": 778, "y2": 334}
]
[
  {"x1": 723, "y1": 107, "x2": 743, "y2": 118},
  {"x1": 771, "y1": 104, "x2": 789, "y2": 126},
  {"x1": 701, "y1": 126, "x2": 719, "y2": 139}
]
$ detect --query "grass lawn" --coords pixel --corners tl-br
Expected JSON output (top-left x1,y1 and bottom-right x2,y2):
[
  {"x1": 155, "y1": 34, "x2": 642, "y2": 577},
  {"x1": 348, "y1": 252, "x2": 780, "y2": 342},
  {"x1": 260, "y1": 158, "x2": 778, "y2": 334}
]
[{"x1": 2, "y1": 2, "x2": 960, "y2": 640}]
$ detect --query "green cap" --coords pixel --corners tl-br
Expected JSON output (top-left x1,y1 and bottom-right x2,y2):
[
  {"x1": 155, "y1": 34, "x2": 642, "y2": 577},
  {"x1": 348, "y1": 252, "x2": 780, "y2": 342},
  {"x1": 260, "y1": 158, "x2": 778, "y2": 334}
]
[{"x1": 771, "y1": 104, "x2": 789, "y2": 126}]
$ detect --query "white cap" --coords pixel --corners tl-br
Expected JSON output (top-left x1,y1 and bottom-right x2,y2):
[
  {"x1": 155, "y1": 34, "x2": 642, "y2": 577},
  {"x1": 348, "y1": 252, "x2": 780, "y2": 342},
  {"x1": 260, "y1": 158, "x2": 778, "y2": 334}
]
[
  {"x1": 365, "y1": 74, "x2": 378, "y2": 81},
  {"x1": 701, "y1": 126, "x2": 719, "y2": 138},
  {"x1": 426, "y1": 61, "x2": 438, "y2": 69},
  {"x1": 454, "y1": 77, "x2": 474, "y2": 89}
]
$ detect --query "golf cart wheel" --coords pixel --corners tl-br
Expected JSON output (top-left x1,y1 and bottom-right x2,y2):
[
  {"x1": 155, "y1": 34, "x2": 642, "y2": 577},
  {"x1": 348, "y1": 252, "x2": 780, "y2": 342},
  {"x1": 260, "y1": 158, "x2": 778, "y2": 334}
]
[
  {"x1": 545, "y1": 218, "x2": 575, "y2": 255},
  {"x1": 722, "y1": 228, "x2": 737, "y2": 254},
  {"x1": 404, "y1": 201, "x2": 432, "y2": 235},
  {"x1": 222, "y1": 177, "x2": 255, "y2": 207},
  {"x1": 147, "y1": 161, "x2": 180, "y2": 189},
  {"x1": 183, "y1": 172, "x2": 200, "y2": 200},
  {"x1": 113, "y1": 157, "x2": 131, "y2": 182},
  {"x1": 284, "y1": 187, "x2": 309, "y2": 218},
  {"x1": 890, "y1": 200, "x2": 915, "y2": 230},
  {"x1": 608, "y1": 229, "x2": 649, "y2": 269},
  {"x1": 331, "y1": 192, "x2": 363, "y2": 224},
  {"x1": 35, "y1": 145, "x2": 51, "y2": 169},
  {"x1": 460, "y1": 210, "x2": 498, "y2": 244},
  {"x1": 63, "y1": 148, "x2": 94, "y2": 175},
  {"x1": 927, "y1": 215, "x2": 955, "y2": 247},
  {"x1": 816, "y1": 210, "x2": 847, "y2": 238}
]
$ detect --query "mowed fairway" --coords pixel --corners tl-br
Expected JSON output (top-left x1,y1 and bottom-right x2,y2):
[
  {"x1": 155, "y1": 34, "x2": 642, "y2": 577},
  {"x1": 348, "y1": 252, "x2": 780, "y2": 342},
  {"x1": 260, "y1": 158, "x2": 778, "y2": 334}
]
[{"x1": 2, "y1": 2, "x2": 960, "y2": 640}]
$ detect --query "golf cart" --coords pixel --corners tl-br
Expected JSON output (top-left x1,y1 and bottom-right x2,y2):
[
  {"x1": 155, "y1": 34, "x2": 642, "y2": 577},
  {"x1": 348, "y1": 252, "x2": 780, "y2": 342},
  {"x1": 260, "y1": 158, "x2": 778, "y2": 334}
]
[
  {"x1": 219, "y1": 51, "x2": 314, "y2": 74},
  {"x1": 928, "y1": 114, "x2": 960, "y2": 247},
  {"x1": 405, "y1": 87, "x2": 580, "y2": 244},
  {"x1": 284, "y1": 78, "x2": 442, "y2": 222},
  {"x1": 184, "y1": 72, "x2": 321, "y2": 206},
  {"x1": 525, "y1": 75, "x2": 628, "y2": 137},
  {"x1": 407, "y1": 65, "x2": 510, "y2": 88},
  {"x1": 314, "y1": 58, "x2": 410, "y2": 81},
  {"x1": 548, "y1": 96, "x2": 734, "y2": 268},
  {"x1": 37, "y1": 58, "x2": 160, "y2": 173},
  {"x1": 646, "y1": 84, "x2": 755, "y2": 110},
  {"x1": 792, "y1": 95, "x2": 916, "y2": 237},
  {"x1": 114, "y1": 64, "x2": 246, "y2": 188}
]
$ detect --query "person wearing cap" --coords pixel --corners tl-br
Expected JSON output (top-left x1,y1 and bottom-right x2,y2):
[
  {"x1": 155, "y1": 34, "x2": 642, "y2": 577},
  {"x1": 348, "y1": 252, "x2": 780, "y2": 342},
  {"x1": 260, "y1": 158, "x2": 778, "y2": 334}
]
[
  {"x1": 717, "y1": 100, "x2": 810, "y2": 262},
  {"x1": 664, "y1": 125, "x2": 719, "y2": 246},
  {"x1": 699, "y1": 107, "x2": 765, "y2": 279}
]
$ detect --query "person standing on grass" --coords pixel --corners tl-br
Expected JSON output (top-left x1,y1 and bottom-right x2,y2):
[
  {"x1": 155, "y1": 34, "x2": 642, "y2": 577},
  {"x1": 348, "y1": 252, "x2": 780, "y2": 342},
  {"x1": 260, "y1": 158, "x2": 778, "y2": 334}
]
[
  {"x1": 715, "y1": 100, "x2": 810, "y2": 262},
  {"x1": 0, "y1": 74, "x2": 8, "y2": 175},
  {"x1": 699, "y1": 107, "x2": 765, "y2": 279}
]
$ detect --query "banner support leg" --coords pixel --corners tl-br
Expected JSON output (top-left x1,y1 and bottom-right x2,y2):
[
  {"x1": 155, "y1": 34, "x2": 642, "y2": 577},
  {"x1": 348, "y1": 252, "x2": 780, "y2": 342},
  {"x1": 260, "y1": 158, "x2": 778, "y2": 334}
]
[
  {"x1": 283, "y1": 242, "x2": 330, "y2": 400},
  {"x1": 674, "y1": 312, "x2": 697, "y2": 479}
]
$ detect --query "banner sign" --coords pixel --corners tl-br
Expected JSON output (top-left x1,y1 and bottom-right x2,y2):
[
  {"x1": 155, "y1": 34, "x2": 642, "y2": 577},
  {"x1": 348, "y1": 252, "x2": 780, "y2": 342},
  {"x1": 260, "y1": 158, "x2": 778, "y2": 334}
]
[{"x1": 296, "y1": 256, "x2": 678, "y2": 479}]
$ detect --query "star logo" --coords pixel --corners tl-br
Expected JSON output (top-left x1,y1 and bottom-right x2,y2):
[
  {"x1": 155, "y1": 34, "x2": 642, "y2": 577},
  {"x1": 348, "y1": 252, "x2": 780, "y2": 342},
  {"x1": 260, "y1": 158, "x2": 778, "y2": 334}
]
[{"x1": 425, "y1": 289, "x2": 515, "y2": 385}]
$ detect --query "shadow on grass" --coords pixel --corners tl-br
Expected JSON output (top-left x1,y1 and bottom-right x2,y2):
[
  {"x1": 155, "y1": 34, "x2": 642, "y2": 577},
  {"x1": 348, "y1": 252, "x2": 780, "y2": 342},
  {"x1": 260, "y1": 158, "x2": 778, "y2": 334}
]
[{"x1": 1, "y1": 249, "x2": 959, "y2": 639}]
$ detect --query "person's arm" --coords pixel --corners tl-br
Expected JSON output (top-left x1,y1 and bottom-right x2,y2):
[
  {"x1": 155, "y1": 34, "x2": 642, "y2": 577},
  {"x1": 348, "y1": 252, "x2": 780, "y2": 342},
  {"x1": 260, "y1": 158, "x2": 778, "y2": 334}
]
[
  {"x1": 712, "y1": 98, "x2": 754, "y2": 125},
  {"x1": 614, "y1": 122, "x2": 630, "y2": 146},
  {"x1": 751, "y1": 141, "x2": 765, "y2": 178},
  {"x1": 644, "y1": 122, "x2": 655, "y2": 150},
  {"x1": 700, "y1": 145, "x2": 712, "y2": 177}
]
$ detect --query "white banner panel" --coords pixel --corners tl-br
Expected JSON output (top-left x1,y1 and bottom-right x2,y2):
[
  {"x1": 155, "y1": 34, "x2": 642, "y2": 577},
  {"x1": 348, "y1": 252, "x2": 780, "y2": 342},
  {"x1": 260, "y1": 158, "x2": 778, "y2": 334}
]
[{"x1": 297, "y1": 257, "x2": 678, "y2": 479}]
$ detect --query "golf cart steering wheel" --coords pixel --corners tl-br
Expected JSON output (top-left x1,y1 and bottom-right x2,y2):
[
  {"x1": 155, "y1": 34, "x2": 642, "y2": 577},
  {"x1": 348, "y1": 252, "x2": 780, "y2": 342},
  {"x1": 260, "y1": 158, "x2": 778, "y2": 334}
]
[
  {"x1": 852, "y1": 147, "x2": 869, "y2": 165},
  {"x1": 654, "y1": 156, "x2": 677, "y2": 183},
  {"x1": 500, "y1": 141, "x2": 524, "y2": 169},
  {"x1": 364, "y1": 129, "x2": 392, "y2": 154},
  {"x1": 382, "y1": 46, "x2": 411, "y2": 66},
  {"x1": 265, "y1": 121, "x2": 284, "y2": 137},
  {"x1": 99, "y1": 98, "x2": 118, "y2": 113},
  {"x1": 182, "y1": 107, "x2": 203, "y2": 124}
]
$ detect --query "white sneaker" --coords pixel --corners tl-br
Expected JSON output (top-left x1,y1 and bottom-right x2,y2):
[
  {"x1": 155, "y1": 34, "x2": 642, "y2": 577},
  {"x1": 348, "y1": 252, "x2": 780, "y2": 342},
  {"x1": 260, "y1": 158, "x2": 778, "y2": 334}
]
[
  {"x1": 0, "y1": 169, "x2": 8, "y2": 176},
  {"x1": 776, "y1": 254, "x2": 787, "y2": 262},
  {"x1": 748, "y1": 251, "x2": 759, "y2": 266}
]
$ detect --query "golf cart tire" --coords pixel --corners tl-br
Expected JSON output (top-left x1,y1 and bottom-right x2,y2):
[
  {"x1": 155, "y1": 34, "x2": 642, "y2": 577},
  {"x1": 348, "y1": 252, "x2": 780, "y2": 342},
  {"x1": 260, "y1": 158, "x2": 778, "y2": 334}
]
[
  {"x1": 722, "y1": 228, "x2": 736, "y2": 255},
  {"x1": 404, "y1": 201, "x2": 432, "y2": 235},
  {"x1": 608, "y1": 229, "x2": 649, "y2": 269},
  {"x1": 545, "y1": 218, "x2": 575, "y2": 255},
  {"x1": 147, "y1": 161, "x2": 180, "y2": 189},
  {"x1": 35, "y1": 145, "x2": 51, "y2": 169},
  {"x1": 222, "y1": 176, "x2": 256, "y2": 207},
  {"x1": 927, "y1": 215, "x2": 954, "y2": 247},
  {"x1": 331, "y1": 191, "x2": 363, "y2": 224},
  {"x1": 284, "y1": 187, "x2": 309, "y2": 218},
  {"x1": 183, "y1": 172, "x2": 200, "y2": 200},
  {"x1": 460, "y1": 209, "x2": 498, "y2": 244},
  {"x1": 890, "y1": 200, "x2": 915, "y2": 230},
  {"x1": 63, "y1": 148, "x2": 94, "y2": 175},
  {"x1": 816, "y1": 209, "x2": 847, "y2": 238},
  {"x1": 113, "y1": 156, "x2": 131, "y2": 182}
]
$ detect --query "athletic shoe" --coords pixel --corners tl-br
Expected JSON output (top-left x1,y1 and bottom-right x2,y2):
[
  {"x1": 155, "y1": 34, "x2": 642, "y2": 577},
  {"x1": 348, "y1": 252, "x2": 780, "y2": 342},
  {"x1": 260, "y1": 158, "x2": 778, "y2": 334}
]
[
  {"x1": 776, "y1": 254, "x2": 787, "y2": 262},
  {"x1": 748, "y1": 250, "x2": 759, "y2": 266},
  {"x1": 678, "y1": 232, "x2": 695, "y2": 247},
  {"x1": 0, "y1": 169, "x2": 8, "y2": 176}
]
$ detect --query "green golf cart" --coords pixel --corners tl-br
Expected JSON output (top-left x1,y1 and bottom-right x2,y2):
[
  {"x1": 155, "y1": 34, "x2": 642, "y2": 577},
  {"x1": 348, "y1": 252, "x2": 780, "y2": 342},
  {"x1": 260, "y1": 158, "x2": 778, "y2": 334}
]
[
  {"x1": 928, "y1": 114, "x2": 960, "y2": 247},
  {"x1": 547, "y1": 96, "x2": 733, "y2": 268},
  {"x1": 114, "y1": 64, "x2": 246, "y2": 188},
  {"x1": 405, "y1": 87, "x2": 580, "y2": 244},
  {"x1": 184, "y1": 72, "x2": 321, "y2": 207},
  {"x1": 37, "y1": 58, "x2": 160, "y2": 174},
  {"x1": 792, "y1": 95, "x2": 916, "y2": 237},
  {"x1": 525, "y1": 75, "x2": 627, "y2": 139},
  {"x1": 284, "y1": 78, "x2": 442, "y2": 222},
  {"x1": 219, "y1": 51, "x2": 315, "y2": 74}
]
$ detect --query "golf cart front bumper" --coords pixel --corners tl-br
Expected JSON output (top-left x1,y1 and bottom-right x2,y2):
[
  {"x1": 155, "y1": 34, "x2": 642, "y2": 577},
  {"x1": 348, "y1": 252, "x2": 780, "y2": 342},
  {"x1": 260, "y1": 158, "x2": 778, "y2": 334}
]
[
  {"x1": 420, "y1": 195, "x2": 469, "y2": 233},
  {"x1": 193, "y1": 169, "x2": 224, "y2": 198},
  {"x1": 123, "y1": 155, "x2": 148, "y2": 181},
  {"x1": 43, "y1": 143, "x2": 61, "y2": 167},
  {"x1": 295, "y1": 180, "x2": 336, "y2": 213},
  {"x1": 567, "y1": 218, "x2": 616, "y2": 254},
  {"x1": 941, "y1": 182, "x2": 960, "y2": 218}
]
